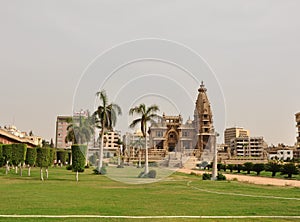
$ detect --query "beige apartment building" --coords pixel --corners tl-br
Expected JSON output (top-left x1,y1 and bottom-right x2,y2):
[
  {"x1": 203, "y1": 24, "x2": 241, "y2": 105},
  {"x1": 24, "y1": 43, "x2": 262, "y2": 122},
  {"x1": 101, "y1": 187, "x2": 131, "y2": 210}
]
[
  {"x1": 224, "y1": 127, "x2": 250, "y2": 146},
  {"x1": 55, "y1": 116, "x2": 72, "y2": 149},
  {"x1": 230, "y1": 136, "x2": 266, "y2": 158}
]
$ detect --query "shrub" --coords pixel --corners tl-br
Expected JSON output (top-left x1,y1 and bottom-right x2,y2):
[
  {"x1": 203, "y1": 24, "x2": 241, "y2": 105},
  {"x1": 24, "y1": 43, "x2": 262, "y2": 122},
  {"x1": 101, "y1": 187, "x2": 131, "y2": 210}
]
[
  {"x1": 66, "y1": 165, "x2": 72, "y2": 170},
  {"x1": 202, "y1": 173, "x2": 212, "y2": 180},
  {"x1": 243, "y1": 162, "x2": 253, "y2": 174},
  {"x1": 281, "y1": 163, "x2": 299, "y2": 178},
  {"x1": 138, "y1": 170, "x2": 157, "y2": 178},
  {"x1": 93, "y1": 167, "x2": 107, "y2": 175},
  {"x1": 71, "y1": 145, "x2": 87, "y2": 173},
  {"x1": 0, "y1": 144, "x2": 3, "y2": 166},
  {"x1": 253, "y1": 163, "x2": 265, "y2": 175},
  {"x1": 217, "y1": 173, "x2": 226, "y2": 180},
  {"x1": 148, "y1": 170, "x2": 156, "y2": 178},
  {"x1": 227, "y1": 164, "x2": 234, "y2": 173},
  {"x1": 148, "y1": 162, "x2": 158, "y2": 167}
]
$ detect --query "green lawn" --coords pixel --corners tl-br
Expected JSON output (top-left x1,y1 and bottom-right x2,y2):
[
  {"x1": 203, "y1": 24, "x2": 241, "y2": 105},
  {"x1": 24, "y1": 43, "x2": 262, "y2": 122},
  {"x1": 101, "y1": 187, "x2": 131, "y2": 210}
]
[{"x1": 0, "y1": 167, "x2": 299, "y2": 222}]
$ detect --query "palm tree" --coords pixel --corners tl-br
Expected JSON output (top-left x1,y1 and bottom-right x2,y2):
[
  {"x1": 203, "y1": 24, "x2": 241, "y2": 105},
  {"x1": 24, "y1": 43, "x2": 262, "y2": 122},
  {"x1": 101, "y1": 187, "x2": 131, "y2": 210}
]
[
  {"x1": 65, "y1": 114, "x2": 95, "y2": 165},
  {"x1": 65, "y1": 115, "x2": 94, "y2": 145},
  {"x1": 94, "y1": 90, "x2": 122, "y2": 173},
  {"x1": 129, "y1": 104, "x2": 160, "y2": 174}
]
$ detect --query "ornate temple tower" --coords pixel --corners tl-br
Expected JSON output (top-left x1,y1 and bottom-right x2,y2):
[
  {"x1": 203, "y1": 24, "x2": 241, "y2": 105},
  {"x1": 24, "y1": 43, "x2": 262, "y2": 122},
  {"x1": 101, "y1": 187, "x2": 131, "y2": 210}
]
[{"x1": 193, "y1": 81, "x2": 215, "y2": 156}]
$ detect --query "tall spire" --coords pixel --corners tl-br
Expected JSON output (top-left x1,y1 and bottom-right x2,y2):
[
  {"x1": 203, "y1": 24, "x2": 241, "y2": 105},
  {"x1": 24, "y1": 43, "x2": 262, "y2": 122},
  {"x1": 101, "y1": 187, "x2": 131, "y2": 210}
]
[{"x1": 198, "y1": 80, "x2": 207, "y2": 92}]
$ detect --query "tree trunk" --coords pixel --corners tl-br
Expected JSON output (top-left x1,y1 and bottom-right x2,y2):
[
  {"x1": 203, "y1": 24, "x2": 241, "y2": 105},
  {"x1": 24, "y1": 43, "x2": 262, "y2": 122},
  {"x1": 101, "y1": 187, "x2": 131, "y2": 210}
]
[
  {"x1": 40, "y1": 168, "x2": 44, "y2": 181},
  {"x1": 272, "y1": 171, "x2": 276, "y2": 177},
  {"x1": 15, "y1": 166, "x2": 18, "y2": 174},
  {"x1": 138, "y1": 149, "x2": 142, "y2": 168},
  {"x1": 144, "y1": 130, "x2": 149, "y2": 174},
  {"x1": 46, "y1": 167, "x2": 49, "y2": 179},
  {"x1": 28, "y1": 166, "x2": 31, "y2": 177},
  {"x1": 5, "y1": 161, "x2": 9, "y2": 175},
  {"x1": 76, "y1": 171, "x2": 79, "y2": 182},
  {"x1": 117, "y1": 148, "x2": 121, "y2": 167},
  {"x1": 20, "y1": 164, "x2": 23, "y2": 177},
  {"x1": 97, "y1": 131, "x2": 104, "y2": 172}
]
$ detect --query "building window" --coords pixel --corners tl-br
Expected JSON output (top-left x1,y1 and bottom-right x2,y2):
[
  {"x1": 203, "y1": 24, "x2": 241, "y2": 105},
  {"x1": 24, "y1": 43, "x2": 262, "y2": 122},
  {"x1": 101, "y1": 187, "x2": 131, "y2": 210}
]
[
  {"x1": 156, "y1": 131, "x2": 163, "y2": 137},
  {"x1": 183, "y1": 131, "x2": 189, "y2": 137}
]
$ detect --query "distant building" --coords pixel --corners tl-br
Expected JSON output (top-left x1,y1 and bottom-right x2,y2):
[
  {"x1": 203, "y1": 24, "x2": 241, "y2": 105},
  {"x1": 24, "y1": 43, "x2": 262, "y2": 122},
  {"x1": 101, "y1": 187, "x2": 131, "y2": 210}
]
[
  {"x1": 103, "y1": 131, "x2": 121, "y2": 158},
  {"x1": 55, "y1": 116, "x2": 72, "y2": 149},
  {"x1": 148, "y1": 82, "x2": 216, "y2": 157},
  {"x1": 268, "y1": 148, "x2": 293, "y2": 161},
  {"x1": 230, "y1": 136, "x2": 266, "y2": 158},
  {"x1": 224, "y1": 127, "x2": 250, "y2": 146},
  {"x1": 0, "y1": 125, "x2": 41, "y2": 147}
]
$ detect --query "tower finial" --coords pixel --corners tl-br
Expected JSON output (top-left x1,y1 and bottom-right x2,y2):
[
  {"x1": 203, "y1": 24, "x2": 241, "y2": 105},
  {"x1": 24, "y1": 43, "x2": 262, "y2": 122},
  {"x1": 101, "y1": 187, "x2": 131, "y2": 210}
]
[{"x1": 198, "y1": 81, "x2": 207, "y2": 92}]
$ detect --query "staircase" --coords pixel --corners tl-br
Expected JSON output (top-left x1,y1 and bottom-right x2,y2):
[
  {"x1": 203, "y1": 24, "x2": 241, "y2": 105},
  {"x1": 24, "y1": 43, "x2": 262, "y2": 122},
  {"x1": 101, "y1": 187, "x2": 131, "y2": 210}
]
[{"x1": 159, "y1": 152, "x2": 190, "y2": 168}]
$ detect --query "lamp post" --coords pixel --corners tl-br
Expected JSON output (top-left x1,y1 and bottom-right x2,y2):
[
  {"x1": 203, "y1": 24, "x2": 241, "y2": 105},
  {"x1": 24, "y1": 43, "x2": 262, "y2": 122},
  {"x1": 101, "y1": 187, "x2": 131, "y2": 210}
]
[{"x1": 211, "y1": 132, "x2": 219, "y2": 180}]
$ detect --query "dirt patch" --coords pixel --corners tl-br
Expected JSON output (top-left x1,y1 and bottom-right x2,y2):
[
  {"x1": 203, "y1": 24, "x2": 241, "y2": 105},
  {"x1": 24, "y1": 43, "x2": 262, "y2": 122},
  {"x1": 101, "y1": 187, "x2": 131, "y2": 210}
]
[{"x1": 177, "y1": 168, "x2": 300, "y2": 187}]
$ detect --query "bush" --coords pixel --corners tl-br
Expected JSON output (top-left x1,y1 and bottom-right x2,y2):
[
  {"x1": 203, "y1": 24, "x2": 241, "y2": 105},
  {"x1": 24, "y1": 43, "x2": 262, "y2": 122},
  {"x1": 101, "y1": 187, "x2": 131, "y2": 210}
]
[
  {"x1": 217, "y1": 173, "x2": 226, "y2": 180},
  {"x1": 66, "y1": 165, "x2": 72, "y2": 170},
  {"x1": 202, "y1": 173, "x2": 212, "y2": 180},
  {"x1": 148, "y1": 170, "x2": 156, "y2": 178},
  {"x1": 71, "y1": 145, "x2": 87, "y2": 173},
  {"x1": 93, "y1": 167, "x2": 107, "y2": 175},
  {"x1": 0, "y1": 144, "x2": 3, "y2": 166},
  {"x1": 148, "y1": 162, "x2": 158, "y2": 167},
  {"x1": 138, "y1": 170, "x2": 157, "y2": 178}
]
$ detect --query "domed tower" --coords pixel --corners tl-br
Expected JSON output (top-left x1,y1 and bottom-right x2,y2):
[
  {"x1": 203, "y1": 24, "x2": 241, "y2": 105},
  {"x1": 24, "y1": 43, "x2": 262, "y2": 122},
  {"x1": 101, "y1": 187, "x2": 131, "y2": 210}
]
[{"x1": 193, "y1": 81, "x2": 215, "y2": 156}]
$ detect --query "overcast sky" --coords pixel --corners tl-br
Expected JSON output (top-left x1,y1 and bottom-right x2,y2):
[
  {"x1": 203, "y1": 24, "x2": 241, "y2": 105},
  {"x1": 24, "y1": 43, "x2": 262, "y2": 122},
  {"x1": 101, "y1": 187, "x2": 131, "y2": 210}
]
[{"x1": 0, "y1": 1, "x2": 299, "y2": 145}]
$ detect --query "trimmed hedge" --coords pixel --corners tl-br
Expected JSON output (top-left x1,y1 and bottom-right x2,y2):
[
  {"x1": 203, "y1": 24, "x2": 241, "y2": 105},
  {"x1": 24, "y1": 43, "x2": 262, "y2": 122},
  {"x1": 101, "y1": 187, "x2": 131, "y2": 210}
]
[
  {"x1": 71, "y1": 145, "x2": 87, "y2": 173},
  {"x1": 25, "y1": 147, "x2": 37, "y2": 167},
  {"x1": 11, "y1": 143, "x2": 27, "y2": 166}
]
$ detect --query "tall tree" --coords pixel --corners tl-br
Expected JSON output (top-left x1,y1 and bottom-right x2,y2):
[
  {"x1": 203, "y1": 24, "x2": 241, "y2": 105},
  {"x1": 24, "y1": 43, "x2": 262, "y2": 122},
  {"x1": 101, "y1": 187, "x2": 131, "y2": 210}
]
[
  {"x1": 25, "y1": 147, "x2": 37, "y2": 176},
  {"x1": 36, "y1": 147, "x2": 50, "y2": 181},
  {"x1": 129, "y1": 104, "x2": 160, "y2": 174},
  {"x1": 94, "y1": 90, "x2": 122, "y2": 173},
  {"x1": 265, "y1": 161, "x2": 282, "y2": 177},
  {"x1": 72, "y1": 145, "x2": 87, "y2": 182},
  {"x1": 281, "y1": 163, "x2": 299, "y2": 178},
  {"x1": 2, "y1": 144, "x2": 12, "y2": 174},
  {"x1": 65, "y1": 114, "x2": 94, "y2": 145}
]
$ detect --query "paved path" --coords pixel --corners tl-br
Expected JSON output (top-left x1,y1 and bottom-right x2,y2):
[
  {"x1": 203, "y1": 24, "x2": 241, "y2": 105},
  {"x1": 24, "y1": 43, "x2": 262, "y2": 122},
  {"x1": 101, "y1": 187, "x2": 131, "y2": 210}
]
[{"x1": 177, "y1": 169, "x2": 300, "y2": 187}]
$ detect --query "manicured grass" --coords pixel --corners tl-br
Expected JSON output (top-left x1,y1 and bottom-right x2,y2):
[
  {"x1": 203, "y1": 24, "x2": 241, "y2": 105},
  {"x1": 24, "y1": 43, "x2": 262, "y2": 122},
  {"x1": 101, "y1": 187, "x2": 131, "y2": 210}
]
[{"x1": 0, "y1": 167, "x2": 299, "y2": 222}]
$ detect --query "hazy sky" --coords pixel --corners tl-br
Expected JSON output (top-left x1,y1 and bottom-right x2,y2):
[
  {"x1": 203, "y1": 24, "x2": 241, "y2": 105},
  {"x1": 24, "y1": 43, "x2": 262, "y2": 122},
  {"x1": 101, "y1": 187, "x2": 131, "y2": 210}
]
[{"x1": 0, "y1": 1, "x2": 299, "y2": 145}]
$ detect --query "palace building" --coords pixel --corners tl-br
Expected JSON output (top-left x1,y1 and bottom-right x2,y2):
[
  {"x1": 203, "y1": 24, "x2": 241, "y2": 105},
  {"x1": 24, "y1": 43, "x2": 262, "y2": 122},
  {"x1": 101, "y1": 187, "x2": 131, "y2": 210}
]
[{"x1": 148, "y1": 81, "x2": 216, "y2": 157}]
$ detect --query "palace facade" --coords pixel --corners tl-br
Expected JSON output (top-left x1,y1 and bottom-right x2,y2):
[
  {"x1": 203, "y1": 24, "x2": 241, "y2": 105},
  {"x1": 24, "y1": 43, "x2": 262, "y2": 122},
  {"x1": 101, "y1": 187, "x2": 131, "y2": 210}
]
[{"x1": 148, "y1": 82, "x2": 216, "y2": 157}]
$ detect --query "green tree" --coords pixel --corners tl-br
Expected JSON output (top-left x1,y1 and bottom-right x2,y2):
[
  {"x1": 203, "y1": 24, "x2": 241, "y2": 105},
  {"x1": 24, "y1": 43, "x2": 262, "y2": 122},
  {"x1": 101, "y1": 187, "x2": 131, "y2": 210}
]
[
  {"x1": 57, "y1": 150, "x2": 67, "y2": 167},
  {"x1": 11, "y1": 144, "x2": 27, "y2": 176},
  {"x1": 36, "y1": 147, "x2": 50, "y2": 181},
  {"x1": 243, "y1": 162, "x2": 253, "y2": 174},
  {"x1": 25, "y1": 147, "x2": 37, "y2": 176},
  {"x1": 234, "y1": 164, "x2": 243, "y2": 173},
  {"x1": 129, "y1": 103, "x2": 160, "y2": 174},
  {"x1": 2, "y1": 144, "x2": 12, "y2": 174},
  {"x1": 227, "y1": 164, "x2": 234, "y2": 173},
  {"x1": 281, "y1": 163, "x2": 299, "y2": 178},
  {"x1": 252, "y1": 163, "x2": 265, "y2": 175},
  {"x1": 72, "y1": 145, "x2": 87, "y2": 181},
  {"x1": 265, "y1": 161, "x2": 282, "y2": 177},
  {"x1": 0, "y1": 144, "x2": 3, "y2": 167},
  {"x1": 94, "y1": 90, "x2": 122, "y2": 173}
]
